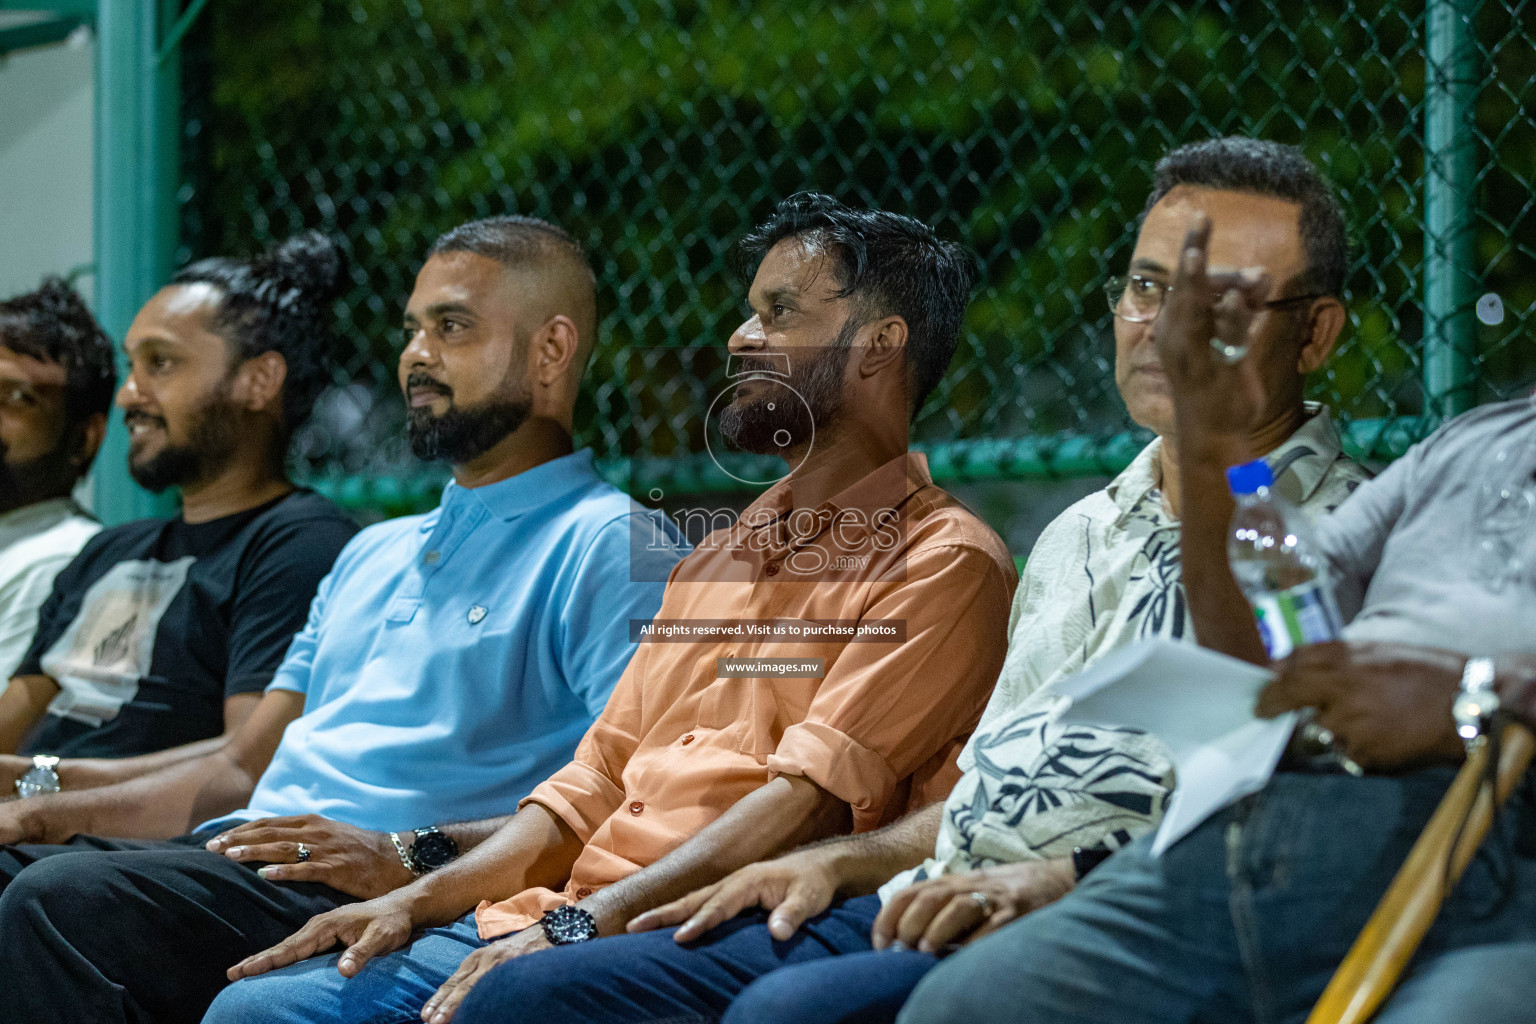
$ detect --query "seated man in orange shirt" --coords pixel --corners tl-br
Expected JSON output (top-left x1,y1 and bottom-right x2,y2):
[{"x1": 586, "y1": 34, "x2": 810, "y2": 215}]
[{"x1": 206, "y1": 192, "x2": 1018, "y2": 1024}]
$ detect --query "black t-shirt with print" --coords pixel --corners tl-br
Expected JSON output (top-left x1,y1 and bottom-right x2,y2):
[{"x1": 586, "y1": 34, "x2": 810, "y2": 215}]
[{"x1": 17, "y1": 489, "x2": 358, "y2": 758}]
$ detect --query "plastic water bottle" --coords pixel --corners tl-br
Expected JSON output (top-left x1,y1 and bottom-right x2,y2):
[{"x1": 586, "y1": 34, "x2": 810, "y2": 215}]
[
  {"x1": 1227, "y1": 459, "x2": 1358, "y2": 774},
  {"x1": 1226, "y1": 459, "x2": 1342, "y2": 660}
]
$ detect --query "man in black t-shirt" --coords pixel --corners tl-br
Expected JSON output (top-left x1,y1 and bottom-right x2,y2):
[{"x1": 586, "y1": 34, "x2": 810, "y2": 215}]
[
  {"x1": 0, "y1": 233, "x2": 358, "y2": 778},
  {"x1": 15, "y1": 488, "x2": 355, "y2": 758}
]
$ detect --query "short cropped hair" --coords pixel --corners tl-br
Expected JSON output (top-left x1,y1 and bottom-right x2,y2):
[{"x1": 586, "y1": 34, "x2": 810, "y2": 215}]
[
  {"x1": 429, "y1": 215, "x2": 598, "y2": 344},
  {"x1": 173, "y1": 230, "x2": 348, "y2": 436},
  {"x1": 1144, "y1": 137, "x2": 1349, "y2": 297},
  {"x1": 0, "y1": 278, "x2": 116, "y2": 432},
  {"x1": 737, "y1": 192, "x2": 981, "y2": 420},
  {"x1": 430, "y1": 215, "x2": 595, "y2": 286}
]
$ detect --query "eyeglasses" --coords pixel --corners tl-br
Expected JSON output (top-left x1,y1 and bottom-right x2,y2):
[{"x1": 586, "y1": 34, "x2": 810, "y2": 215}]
[{"x1": 1104, "y1": 274, "x2": 1326, "y2": 324}]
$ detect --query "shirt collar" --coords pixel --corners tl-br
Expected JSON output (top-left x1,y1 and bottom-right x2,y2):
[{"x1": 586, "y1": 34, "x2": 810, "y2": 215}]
[
  {"x1": 0, "y1": 496, "x2": 89, "y2": 553},
  {"x1": 0, "y1": 496, "x2": 87, "y2": 532},
  {"x1": 1263, "y1": 402, "x2": 1346, "y2": 506},
  {"x1": 1105, "y1": 438, "x2": 1164, "y2": 519},
  {"x1": 737, "y1": 452, "x2": 932, "y2": 535},
  {"x1": 1105, "y1": 402, "x2": 1346, "y2": 524},
  {"x1": 440, "y1": 448, "x2": 599, "y2": 522}
]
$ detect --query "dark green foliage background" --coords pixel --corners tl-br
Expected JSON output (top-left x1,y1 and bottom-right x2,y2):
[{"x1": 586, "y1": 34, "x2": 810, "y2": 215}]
[{"x1": 179, "y1": 0, "x2": 1534, "y2": 495}]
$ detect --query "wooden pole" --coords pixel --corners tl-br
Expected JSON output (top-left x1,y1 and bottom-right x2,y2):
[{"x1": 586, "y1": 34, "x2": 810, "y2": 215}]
[{"x1": 1305, "y1": 721, "x2": 1535, "y2": 1024}]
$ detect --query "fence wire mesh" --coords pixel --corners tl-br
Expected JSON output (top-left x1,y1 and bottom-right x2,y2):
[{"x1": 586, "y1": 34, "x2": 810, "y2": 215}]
[{"x1": 178, "y1": 0, "x2": 1536, "y2": 516}]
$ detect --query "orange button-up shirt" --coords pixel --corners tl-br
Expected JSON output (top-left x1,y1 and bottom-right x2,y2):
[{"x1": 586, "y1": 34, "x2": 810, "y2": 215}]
[{"x1": 475, "y1": 452, "x2": 1016, "y2": 937}]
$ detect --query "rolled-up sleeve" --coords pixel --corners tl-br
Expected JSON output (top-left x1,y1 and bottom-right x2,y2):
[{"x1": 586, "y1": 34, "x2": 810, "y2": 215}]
[
  {"x1": 520, "y1": 642, "x2": 650, "y2": 842},
  {"x1": 765, "y1": 542, "x2": 1014, "y2": 831}
]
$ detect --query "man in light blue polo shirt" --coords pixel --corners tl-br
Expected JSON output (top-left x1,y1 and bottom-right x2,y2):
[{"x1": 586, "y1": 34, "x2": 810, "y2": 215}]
[
  {"x1": 0, "y1": 216, "x2": 686, "y2": 1024},
  {"x1": 215, "y1": 442, "x2": 669, "y2": 834}
]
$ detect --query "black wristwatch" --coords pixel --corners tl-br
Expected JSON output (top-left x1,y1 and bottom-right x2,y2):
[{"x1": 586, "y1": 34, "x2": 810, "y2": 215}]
[
  {"x1": 1071, "y1": 845, "x2": 1113, "y2": 882},
  {"x1": 406, "y1": 827, "x2": 459, "y2": 873},
  {"x1": 540, "y1": 904, "x2": 599, "y2": 945}
]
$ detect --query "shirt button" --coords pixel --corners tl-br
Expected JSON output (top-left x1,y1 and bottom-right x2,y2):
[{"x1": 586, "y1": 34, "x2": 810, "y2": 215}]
[
  {"x1": 764, "y1": 562, "x2": 780, "y2": 576},
  {"x1": 681, "y1": 734, "x2": 695, "y2": 745},
  {"x1": 629, "y1": 801, "x2": 644, "y2": 815},
  {"x1": 423, "y1": 550, "x2": 441, "y2": 565},
  {"x1": 576, "y1": 887, "x2": 593, "y2": 898}
]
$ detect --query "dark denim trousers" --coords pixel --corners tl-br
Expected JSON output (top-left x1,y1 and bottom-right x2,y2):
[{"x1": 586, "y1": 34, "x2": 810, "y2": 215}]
[
  {"x1": 454, "y1": 894, "x2": 939, "y2": 1024},
  {"x1": 899, "y1": 767, "x2": 1536, "y2": 1024}
]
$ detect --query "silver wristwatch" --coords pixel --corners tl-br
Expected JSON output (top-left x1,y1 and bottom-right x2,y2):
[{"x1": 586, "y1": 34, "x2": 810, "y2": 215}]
[
  {"x1": 1452, "y1": 657, "x2": 1500, "y2": 750},
  {"x1": 14, "y1": 754, "x2": 61, "y2": 799}
]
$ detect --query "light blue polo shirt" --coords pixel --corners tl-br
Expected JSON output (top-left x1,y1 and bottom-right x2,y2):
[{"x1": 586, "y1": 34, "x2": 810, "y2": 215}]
[{"x1": 213, "y1": 449, "x2": 686, "y2": 833}]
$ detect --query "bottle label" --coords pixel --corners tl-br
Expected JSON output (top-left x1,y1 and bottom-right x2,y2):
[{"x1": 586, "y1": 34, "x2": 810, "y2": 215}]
[{"x1": 1251, "y1": 581, "x2": 1341, "y2": 659}]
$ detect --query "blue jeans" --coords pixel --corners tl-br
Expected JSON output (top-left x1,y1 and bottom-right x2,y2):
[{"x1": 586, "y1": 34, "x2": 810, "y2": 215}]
[
  {"x1": 454, "y1": 895, "x2": 937, "y2": 1024},
  {"x1": 898, "y1": 767, "x2": 1536, "y2": 1024},
  {"x1": 203, "y1": 914, "x2": 487, "y2": 1024}
]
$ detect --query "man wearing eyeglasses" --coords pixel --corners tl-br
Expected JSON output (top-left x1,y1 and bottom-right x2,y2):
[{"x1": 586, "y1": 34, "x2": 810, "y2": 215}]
[
  {"x1": 402, "y1": 139, "x2": 1374, "y2": 1024},
  {"x1": 897, "y1": 202, "x2": 1536, "y2": 1024}
]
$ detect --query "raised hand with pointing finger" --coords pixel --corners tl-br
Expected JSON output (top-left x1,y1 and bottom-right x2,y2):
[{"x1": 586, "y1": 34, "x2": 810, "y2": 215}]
[{"x1": 1150, "y1": 212, "x2": 1274, "y2": 450}]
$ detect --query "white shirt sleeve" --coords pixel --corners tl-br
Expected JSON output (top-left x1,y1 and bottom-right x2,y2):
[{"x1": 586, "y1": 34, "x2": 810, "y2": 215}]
[{"x1": 0, "y1": 552, "x2": 78, "y2": 679}]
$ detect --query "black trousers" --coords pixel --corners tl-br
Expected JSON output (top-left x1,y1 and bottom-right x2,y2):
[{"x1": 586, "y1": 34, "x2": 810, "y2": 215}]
[{"x1": 0, "y1": 829, "x2": 354, "y2": 1024}]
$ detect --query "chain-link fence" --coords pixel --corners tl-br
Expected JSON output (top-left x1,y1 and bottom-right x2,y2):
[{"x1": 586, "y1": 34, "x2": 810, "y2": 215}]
[{"x1": 178, "y1": 0, "x2": 1535, "y2": 522}]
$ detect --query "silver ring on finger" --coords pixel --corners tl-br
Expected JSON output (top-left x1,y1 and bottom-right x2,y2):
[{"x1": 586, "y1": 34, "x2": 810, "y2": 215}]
[
  {"x1": 968, "y1": 891, "x2": 995, "y2": 916},
  {"x1": 295, "y1": 842, "x2": 311, "y2": 863},
  {"x1": 1210, "y1": 337, "x2": 1247, "y2": 364}
]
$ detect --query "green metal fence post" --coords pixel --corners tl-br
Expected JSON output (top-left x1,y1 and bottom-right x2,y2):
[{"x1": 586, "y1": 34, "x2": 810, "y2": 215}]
[
  {"x1": 1423, "y1": 0, "x2": 1481, "y2": 423},
  {"x1": 90, "y1": 0, "x2": 181, "y2": 524}
]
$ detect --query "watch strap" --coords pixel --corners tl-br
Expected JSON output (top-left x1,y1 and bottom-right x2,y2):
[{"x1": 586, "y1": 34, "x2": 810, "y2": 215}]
[{"x1": 389, "y1": 831, "x2": 421, "y2": 877}]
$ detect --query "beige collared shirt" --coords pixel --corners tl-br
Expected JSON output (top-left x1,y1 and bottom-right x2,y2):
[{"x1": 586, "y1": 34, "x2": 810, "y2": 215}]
[
  {"x1": 878, "y1": 406, "x2": 1368, "y2": 901},
  {"x1": 962, "y1": 403, "x2": 1368, "y2": 764}
]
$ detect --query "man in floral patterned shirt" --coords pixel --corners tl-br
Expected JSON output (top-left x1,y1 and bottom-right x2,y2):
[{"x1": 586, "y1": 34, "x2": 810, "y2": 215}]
[{"x1": 423, "y1": 137, "x2": 1373, "y2": 1024}]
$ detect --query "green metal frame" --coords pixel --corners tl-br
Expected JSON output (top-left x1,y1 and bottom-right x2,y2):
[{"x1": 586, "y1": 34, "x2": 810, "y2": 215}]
[
  {"x1": 90, "y1": 0, "x2": 190, "y2": 523},
  {"x1": 0, "y1": 0, "x2": 206, "y2": 523},
  {"x1": 2, "y1": 1, "x2": 194, "y2": 523},
  {"x1": 302, "y1": 416, "x2": 1434, "y2": 518},
  {"x1": 1423, "y1": 0, "x2": 1480, "y2": 421},
  {"x1": 55, "y1": 0, "x2": 1478, "y2": 520}
]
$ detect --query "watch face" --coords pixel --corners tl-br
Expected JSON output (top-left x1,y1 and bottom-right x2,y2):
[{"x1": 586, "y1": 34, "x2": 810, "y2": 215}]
[
  {"x1": 410, "y1": 830, "x2": 459, "y2": 870},
  {"x1": 1454, "y1": 689, "x2": 1501, "y2": 741},
  {"x1": 541, "y1": 905, "x2": 598, "y2": 945},
  {"x1": 15, "y1": 767, "x2": 61, "y2": 799}
]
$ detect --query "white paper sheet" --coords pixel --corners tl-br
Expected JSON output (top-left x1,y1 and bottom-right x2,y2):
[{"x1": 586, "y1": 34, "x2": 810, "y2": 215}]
[{"x1": 1053, "y1": 639, "x2": 1297, "y2": 855}]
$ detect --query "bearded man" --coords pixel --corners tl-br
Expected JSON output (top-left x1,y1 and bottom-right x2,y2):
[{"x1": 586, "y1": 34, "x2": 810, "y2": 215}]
[
  {"x1": 0, "y1": 279, "x2": 115, "y2": 685},
  {"x1": 202, "y1": 192, "x2": 1018, "y2": 1024},
  {"x1": 0, "y1": 236, "x2": 358, "y2": 767},
  {"x1": 0, "y1": 216, "x2": 685, "y2": 1024}
]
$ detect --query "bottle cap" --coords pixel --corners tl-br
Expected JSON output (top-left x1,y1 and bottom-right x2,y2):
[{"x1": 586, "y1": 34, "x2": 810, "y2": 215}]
[{"x1": 1226, "y1": 459, "x2": 1273, "y2": 495}]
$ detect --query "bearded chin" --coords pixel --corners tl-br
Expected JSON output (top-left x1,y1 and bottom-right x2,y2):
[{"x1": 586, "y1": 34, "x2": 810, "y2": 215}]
[
  {"x1": 407, "y1": 397, "x2": 532, "y2": 462},
  {"x1": 129, "y1": 404, "x2": 240, "y2": 494},
  {"x1": 719, "y1": 347, "x2": 849, "y2": 456},
  {"x1": 0, "y1": 443, "x2": 77, "y2": 510},
  {"x1": 129, "y1": 444, "x2": 207, "y2": 493},
  {"x1": 719, "y1": 390, "x2": 813, "y2": 454}
]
